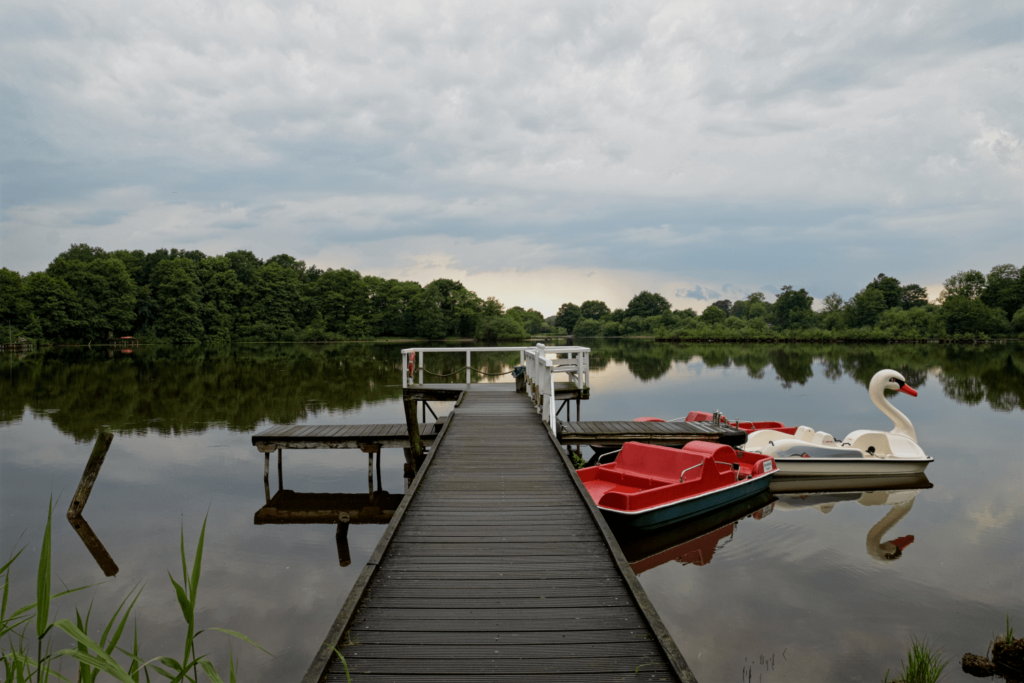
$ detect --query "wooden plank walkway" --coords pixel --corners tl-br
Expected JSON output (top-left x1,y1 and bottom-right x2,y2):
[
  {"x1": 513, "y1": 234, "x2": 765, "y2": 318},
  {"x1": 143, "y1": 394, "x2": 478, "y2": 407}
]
[
  {"x1": 251, "y1": 423, "x2": 439, "y2": 452},
  {"x1": 559, "y1": 420, "x2": 747, "y2": 448},
  {"x1": 306, "y1": 390, "x2": 695, "y2": 683}
]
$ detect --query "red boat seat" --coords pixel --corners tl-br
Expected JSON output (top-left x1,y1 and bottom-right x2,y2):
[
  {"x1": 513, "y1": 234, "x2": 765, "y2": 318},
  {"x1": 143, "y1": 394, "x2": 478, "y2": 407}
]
[
  {"x1": 633, "y1": 417, "x2": 665, "y2": 422},
  {"x1": 612, "y1": 442, "x2": 703, "y2": 484},
  {"x1": 685, "y1": 411, "x2": 713, "y2": 422}
]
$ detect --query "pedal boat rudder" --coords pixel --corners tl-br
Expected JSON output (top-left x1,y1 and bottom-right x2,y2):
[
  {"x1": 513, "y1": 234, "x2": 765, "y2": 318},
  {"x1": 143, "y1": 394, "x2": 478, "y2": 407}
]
[{"x1": 578, "y1": 441, "x2": 777, "y2": 530}]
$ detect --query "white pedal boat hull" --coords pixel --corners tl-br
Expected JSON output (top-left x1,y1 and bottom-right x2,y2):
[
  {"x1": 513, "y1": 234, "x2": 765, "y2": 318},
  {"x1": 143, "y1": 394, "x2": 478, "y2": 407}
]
[{"x1": 772, "y1": 455, "x2": 932, "y2": 478}]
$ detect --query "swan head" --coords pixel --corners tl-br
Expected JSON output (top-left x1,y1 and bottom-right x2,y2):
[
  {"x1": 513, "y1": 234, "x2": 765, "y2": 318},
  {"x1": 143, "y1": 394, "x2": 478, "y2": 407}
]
[
  {"x1": 868, "y1": 369, "x2": 919, "y2": 442},
  {"x1": 870, "y1": 369, "x2": 918, "y2": 398}
]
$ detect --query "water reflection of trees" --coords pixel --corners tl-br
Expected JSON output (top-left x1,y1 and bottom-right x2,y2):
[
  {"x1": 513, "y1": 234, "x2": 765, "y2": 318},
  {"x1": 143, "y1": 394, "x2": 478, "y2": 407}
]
[
  {"x1": 586, "y1": 340, "x2": 1022, "y2": 411},
  {"x1": 2, "y1": 342, "x2": 1019, "y2": 441}
]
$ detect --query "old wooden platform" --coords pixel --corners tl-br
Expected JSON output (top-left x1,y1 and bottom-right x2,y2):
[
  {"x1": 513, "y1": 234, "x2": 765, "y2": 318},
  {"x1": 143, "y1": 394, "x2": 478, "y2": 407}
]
[
  {"x1": 304, "y1": 389, "x2": 695, "y2": 683},
  {"x1": 251, "y1": 423, "x2": 440, "y2": 452},
  {"x1": 559, "y1": 420, "x2": 748, "y2": 448}
]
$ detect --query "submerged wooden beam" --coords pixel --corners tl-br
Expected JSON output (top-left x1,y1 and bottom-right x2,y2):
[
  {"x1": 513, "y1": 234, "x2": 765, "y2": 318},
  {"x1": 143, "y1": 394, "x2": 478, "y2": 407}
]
[{"x1": 67, "y1": 430, "x2": 114, "y2": 519}]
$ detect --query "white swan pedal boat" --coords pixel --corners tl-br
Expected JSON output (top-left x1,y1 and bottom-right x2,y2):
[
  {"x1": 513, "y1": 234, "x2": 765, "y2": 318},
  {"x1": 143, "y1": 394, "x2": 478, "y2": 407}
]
[{"x1": 741, "y1": 369, "x2": 934, "y2": 477}]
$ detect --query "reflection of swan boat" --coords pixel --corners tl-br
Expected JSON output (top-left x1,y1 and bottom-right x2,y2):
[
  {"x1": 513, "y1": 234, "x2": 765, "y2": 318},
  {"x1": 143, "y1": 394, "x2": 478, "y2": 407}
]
[
  {"x1": 615, "y1": 490, "x2": 775, "y2": 574},
  {"x1": 579, "y1": 441, "x2": 776, "y2": 529},
  {"x1": 690, "y1": 370, "x2": 934, "y2": 477},
  {"x1": 773, "y1": 473, "x2": 932, "y2": 561}
]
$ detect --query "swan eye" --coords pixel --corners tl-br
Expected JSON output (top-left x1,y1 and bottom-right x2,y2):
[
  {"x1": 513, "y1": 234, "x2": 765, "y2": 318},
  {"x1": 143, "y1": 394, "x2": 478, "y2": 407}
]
[{"x1": 894, "y1": 379, "x2": 905, "y2": 388}]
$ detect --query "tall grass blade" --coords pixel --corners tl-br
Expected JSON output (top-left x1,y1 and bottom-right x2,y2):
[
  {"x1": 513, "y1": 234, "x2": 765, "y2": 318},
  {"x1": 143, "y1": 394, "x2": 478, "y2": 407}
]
[
  {"x1": 36, "y1": 498, "x2": 53, "y2": 640},
  {"x1": 198, "y1": 659, "x2": 224, "y2": 683},
  {"x1": 189, "y1": 517, "x2": 206, "y2": 611},
  {"x1": 53, "y1": 618, "x2": 135, "y2": 683}
]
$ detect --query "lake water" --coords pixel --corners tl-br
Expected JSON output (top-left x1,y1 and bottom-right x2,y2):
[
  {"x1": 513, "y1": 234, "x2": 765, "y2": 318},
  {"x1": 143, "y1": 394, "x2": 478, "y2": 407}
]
[{"x1": 1, "y1": 341, "x2": 1021, "y2": 682}]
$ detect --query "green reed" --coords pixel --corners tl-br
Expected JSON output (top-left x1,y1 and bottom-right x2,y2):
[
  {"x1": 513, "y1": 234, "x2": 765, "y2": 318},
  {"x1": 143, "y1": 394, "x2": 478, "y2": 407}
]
[
  {"x1": 0, "y1": 500, "x2": 269, "y2": 682},
  {"x1": 884, "y1": 635, "x2": 950, "y2": 683}
]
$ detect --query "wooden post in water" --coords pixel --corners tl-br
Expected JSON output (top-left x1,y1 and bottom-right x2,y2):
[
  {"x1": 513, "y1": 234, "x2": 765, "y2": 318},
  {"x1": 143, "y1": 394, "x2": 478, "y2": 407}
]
[
  {"x1": 277, "y1": 448, "x2": 283, "y2": 492},
  {"x1": 67, "y1": 430, "x2": 114, "y2": 519},
  {"x1": 402, "y1": 396, "x2": 424, "y2": 463}
]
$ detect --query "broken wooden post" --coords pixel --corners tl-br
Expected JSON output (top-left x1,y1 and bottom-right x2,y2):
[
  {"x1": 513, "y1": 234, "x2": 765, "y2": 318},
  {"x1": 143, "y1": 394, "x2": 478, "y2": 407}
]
[{"x1": 67, "y1": 430, "x2": 114, "y2": 519}]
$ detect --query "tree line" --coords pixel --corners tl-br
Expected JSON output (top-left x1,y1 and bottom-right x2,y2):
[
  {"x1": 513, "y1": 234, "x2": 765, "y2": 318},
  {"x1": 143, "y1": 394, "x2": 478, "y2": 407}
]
[
  {"x1": 0, "y1": 244, "x2": 553, "y2": 344},
  {"x1": 555, "y1": 267, "x2": 1024, "y2": 341},
  {"x1": 0, "y1": 245, "x2": 1021, "y2": 344}
]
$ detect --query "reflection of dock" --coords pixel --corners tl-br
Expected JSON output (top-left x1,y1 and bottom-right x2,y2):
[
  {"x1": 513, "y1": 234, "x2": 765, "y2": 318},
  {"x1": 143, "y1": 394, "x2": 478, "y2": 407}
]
[
  {"x1": 255, "y1": 490, "x2": 404, "y2": 526},
  {"x1": 255, "y1": 490, "x2": 405, "y2": 567}
]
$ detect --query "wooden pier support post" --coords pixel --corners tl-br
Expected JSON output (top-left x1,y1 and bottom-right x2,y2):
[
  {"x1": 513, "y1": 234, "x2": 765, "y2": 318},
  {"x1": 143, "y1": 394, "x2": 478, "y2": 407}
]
[
  {"x1": 264, "y1": 453, "x2": 271, "y2": 504},
  {"x1": 67, "y1": 430, "x2": 114, "y2": 519},
  {"x1": 402, "y1": 396, "x2": 424, "y2": 463},
  {"x1": 361, "y1": 444, "x2": 382, "y2": 496},
  {"x1": 277, "y1": 448, "x2": 283, "y2": 492}
]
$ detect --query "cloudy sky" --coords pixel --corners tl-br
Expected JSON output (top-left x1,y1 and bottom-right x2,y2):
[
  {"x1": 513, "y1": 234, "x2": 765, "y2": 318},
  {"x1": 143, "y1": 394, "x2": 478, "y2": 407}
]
[{"x1": 1, "y1": 0, "x2": 1020, "y2": 315}]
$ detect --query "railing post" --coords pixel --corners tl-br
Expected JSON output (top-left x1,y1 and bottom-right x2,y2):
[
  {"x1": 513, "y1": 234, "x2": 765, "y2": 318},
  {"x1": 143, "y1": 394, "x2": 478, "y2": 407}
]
[
  {"x1": 549, "y1": 365, "x2": 556, "y2": 429},
  {"x1": 466, "y1": 350, "x2": 471, "y2": 384},
  {"x1": 419, "y1": 352, "x2": 424, "y2": 385},
  {"x1": 402, "y1": 352, "x2": 408, "y2": 389}
]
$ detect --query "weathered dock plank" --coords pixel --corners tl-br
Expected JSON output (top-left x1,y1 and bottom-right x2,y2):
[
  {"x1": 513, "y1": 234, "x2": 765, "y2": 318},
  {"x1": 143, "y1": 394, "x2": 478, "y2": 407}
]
[
  {"x1": 305, "y1": 390, "x2": 696, "y2": 683},
  {"x1": 559, "y1": 419, "x2": 747, "y2": 448},
  {"x1": 250, "y1": 422, "x2": 438, "y2": 452}
]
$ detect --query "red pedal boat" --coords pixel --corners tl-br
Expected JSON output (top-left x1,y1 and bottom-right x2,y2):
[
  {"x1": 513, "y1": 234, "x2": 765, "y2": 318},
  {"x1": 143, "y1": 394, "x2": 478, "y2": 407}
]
[{"x1": 578, "y1": 441, "x2": 776, "y2": 529}]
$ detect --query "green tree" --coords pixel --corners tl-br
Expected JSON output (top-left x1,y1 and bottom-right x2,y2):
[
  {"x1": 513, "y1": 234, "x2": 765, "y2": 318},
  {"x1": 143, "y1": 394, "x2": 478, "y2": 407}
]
[
  {"x1": 572, "y1": 318, "x2": 604, "y2": 337},
  {"x1": 476, "y1": 316, "x2": 527, "y2": 341},
  {"x1": 770, "y1": 286, "x2": 814, "y2": 329},
  {"x1": 865, "y1": 273, "x2": 902, "y2": 310},
  {"x1": 47, "y1": 246, "x2": 138, "y2": 339},
  {"x1": 555, "y1": 303, "x2": 582, "y2": 332},
  {"x1": 507, "y1": 306, "x2": 546, "y2": 334},
  {"x1": 710, "y1": 300, "x2": 731, "y2": 315},
  {"x1": 365, "y1": 277, "x2": 422, "y2": 337},
  {"x1": 197, "y1": 256, "x2": 244, "y2": 343},
  {"x1": 580, "y1": 300, "x2": 610, "y2": 320},
  {"x1": 0, "y1": 268, "x2": 30, "y2": 334},
  {"x1": 942, "y1": 296, "x2": 1010, "y2": 336},
  {"x1": 151, "y1": 259, "x2": 204, "y2": 343},
  {"x1": 313, "y1": 268, "x2": 369, "y2": 337},
  {"x1": 625, "y1": 291, "x2": 671, "y2": 318},
  {"x1": 848, "y1": 287, "x2": 887, "y2": 327},
  {"x1": 822, "y1": 293, "x2": 844, "y2": 314},
  {"x1": 980, "y1": 264, "x2": 1023, "y2": 318},
  {"x1": 700, "y1": 305, "x2": 727, "y2": 325},
  {"x1": 22, "y1": 272, "x2": 80, "y2": 341},
  {"x1": 941, "y1": 269, "x2": 986, "y2": 301},
  {"x1": 900, "y1": 284, "x2": 929, "y2": 309}
]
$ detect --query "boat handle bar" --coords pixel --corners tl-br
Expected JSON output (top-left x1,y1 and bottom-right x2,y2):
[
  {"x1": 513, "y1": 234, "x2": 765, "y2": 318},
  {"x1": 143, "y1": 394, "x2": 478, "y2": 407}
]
[{"x1": 680, "y1": 461, "x2": 703, "y2": 482}]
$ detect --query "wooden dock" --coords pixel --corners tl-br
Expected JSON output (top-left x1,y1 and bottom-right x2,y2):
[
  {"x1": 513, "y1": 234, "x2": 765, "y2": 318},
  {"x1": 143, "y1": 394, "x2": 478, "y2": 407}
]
[
  {"x1": 303, "y1": 387, "x2": 696, "y2": 682},
  {"x1": 251, "y1": 423, "x2": 441, "y2": 452},
  {"x1": 559, "y1": 420, "x2": 748, "y2": 449}
]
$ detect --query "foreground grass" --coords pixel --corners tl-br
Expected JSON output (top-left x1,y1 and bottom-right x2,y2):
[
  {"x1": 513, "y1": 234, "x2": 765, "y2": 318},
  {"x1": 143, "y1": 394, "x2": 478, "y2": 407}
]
[{"x1": 1, "y1": 501, "x2": 269, "y2": 682}]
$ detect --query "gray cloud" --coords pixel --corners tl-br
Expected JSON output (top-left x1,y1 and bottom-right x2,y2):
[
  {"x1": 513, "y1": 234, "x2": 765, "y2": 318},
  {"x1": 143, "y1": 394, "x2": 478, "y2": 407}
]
[{"x1": 1, "y1": 0, "x2": 1020, "y2": 300}]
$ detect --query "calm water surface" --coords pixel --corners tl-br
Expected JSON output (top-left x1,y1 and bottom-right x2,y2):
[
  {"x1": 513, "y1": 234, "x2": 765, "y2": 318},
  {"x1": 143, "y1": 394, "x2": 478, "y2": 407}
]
[{"x1": 1, "y1": 341, "x2": 1021, "y2": 682}]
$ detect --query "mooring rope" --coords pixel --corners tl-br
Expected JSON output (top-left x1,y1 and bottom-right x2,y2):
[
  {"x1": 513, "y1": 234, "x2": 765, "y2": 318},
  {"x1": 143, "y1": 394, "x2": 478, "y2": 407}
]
[{"x1": 414, "y1": 366, "x2": 517, "y2": 378}]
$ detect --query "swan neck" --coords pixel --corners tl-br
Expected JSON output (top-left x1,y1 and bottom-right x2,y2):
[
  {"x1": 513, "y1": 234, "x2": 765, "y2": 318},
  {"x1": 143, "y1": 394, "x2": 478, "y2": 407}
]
[{"x1": 870, "y1": 382, "x2": 918, "y2": 442}]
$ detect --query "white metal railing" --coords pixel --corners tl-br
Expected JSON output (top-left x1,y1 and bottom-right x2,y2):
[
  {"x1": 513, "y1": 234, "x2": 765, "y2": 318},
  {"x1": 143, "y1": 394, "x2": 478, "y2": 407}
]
[{"x1": 401, "y1": 344, "x2": 590, "y2": 433}]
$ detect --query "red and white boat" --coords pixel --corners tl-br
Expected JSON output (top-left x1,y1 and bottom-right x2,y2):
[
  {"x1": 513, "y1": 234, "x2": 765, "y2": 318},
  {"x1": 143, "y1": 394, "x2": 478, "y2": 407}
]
[
  {"x1": 578, "y1": 441, "x2": 776, "y2": 529},
  {"x1": 684, "y1": 370, "x2": 934, "y2": 477}
]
